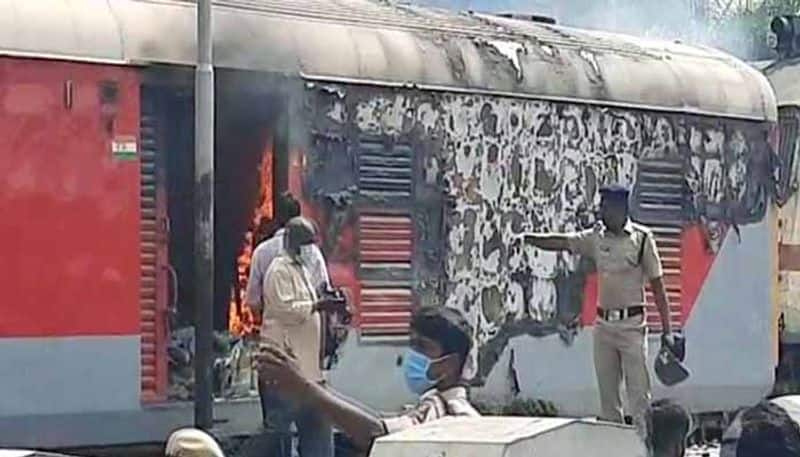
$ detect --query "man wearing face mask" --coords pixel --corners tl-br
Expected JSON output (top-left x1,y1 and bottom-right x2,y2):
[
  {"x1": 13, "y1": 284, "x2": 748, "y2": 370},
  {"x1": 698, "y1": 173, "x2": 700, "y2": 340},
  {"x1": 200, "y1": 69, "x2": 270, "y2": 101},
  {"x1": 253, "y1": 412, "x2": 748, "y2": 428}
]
[
  {"x1": 254, "y1": 216, "x2": 334, "y2": 457},
  {"x1": 244, "y1": 194, "x2": 331, "y2": 457},
  {"x1": 519, "y1": 185, "x2": 675, "y2": 437},
  {"x1": 255, "y1": 306, "x2": 480, "y2": 453}
]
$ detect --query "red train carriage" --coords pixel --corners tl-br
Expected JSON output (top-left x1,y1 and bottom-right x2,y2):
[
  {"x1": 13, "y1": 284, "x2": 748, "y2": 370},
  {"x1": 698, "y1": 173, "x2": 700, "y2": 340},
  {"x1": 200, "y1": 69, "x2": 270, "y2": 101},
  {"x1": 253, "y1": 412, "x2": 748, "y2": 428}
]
[{"x1": 0, "y1": 0, "x2": 783, "y2": 447}]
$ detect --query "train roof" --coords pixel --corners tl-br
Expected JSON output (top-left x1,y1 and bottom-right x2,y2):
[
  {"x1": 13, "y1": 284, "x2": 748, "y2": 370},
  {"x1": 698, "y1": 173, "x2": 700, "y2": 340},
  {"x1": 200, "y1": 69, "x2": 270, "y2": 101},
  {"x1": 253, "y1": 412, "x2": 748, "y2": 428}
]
[
  {"x1": 763, "y1": 58, "x2": 800, "y2": 108},
  {"x1": 0, "y1": 0, "x2": 776, "y2": 121}
]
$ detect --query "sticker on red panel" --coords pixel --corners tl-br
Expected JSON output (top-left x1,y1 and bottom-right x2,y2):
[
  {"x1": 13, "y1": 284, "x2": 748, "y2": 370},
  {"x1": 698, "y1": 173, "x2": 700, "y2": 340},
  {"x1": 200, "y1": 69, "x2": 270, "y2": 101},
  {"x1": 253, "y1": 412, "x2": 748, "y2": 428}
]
[{"x1": 112, "y1": 135, "x2": 138, "y2": 161}]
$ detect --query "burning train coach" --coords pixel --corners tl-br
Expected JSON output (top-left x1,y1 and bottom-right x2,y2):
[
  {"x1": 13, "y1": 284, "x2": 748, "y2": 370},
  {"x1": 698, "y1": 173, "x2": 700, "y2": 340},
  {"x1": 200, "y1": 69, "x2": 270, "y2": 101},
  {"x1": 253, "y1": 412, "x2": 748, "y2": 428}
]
[{"x1": 0, "y1": 0, "x2": 787, "y2": 448}]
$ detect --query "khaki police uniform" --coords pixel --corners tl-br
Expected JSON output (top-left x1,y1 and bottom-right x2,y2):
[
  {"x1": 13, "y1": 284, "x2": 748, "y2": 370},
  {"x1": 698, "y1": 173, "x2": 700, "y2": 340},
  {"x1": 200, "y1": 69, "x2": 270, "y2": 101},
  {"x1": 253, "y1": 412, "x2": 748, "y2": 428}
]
[{"x1": 567, "y1": 220, "x2": 663, "y2": 426}]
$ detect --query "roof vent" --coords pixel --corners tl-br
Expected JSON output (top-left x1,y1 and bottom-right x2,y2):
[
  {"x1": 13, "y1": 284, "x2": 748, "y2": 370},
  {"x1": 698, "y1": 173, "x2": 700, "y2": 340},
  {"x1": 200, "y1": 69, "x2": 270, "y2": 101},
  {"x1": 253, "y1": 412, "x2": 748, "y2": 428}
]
[{"x1": 495, "y1": 12, "x2": 556, "y2": 25}]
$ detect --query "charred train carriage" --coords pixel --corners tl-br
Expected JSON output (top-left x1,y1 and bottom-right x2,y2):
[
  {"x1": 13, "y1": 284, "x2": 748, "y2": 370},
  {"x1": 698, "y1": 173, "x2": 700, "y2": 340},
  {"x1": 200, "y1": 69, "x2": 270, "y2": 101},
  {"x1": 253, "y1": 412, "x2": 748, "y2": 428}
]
[{"x1": 0, "y1": 0, "x2": 784, "y2": 448}]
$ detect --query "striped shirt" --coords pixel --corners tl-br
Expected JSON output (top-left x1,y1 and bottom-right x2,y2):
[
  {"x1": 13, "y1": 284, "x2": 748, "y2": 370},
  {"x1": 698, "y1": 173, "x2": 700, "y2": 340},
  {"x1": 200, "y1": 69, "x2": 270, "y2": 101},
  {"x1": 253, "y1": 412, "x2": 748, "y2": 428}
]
[{"x1": 382, "y1": 386, "x2": 480, "y2": 434}]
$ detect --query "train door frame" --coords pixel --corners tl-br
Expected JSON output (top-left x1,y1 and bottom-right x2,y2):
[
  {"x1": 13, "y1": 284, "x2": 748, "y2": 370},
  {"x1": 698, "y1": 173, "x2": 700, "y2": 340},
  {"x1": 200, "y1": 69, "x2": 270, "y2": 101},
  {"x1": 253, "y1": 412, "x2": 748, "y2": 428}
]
[
  {"x1": 139, "y1": 67, "x2": 194, "y2": 402},
  {"x1": 140, "y1": 67, "x2": 297, "y2": 401}
]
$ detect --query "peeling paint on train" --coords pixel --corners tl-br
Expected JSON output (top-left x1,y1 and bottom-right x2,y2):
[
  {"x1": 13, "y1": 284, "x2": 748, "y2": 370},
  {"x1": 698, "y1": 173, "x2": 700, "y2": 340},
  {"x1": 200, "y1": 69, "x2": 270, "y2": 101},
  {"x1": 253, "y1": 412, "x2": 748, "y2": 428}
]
[{"x1": 307, "y1": 84, "x2": 774, "y2": 379}]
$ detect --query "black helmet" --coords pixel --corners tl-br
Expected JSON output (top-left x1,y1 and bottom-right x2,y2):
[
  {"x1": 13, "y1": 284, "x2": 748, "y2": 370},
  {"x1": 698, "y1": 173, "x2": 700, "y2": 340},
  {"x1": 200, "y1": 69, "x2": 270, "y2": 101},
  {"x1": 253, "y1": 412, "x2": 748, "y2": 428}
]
[{"x1": 655, "y1": 335, "x2": 690, "y2": 386}]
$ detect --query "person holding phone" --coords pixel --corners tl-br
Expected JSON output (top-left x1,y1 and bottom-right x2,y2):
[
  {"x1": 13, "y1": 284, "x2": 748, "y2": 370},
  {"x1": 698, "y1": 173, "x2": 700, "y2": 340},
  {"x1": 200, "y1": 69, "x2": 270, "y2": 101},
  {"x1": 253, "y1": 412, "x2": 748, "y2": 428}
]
[{"x1": 251, "y1": 216, "x2": 335, "y2": 457}]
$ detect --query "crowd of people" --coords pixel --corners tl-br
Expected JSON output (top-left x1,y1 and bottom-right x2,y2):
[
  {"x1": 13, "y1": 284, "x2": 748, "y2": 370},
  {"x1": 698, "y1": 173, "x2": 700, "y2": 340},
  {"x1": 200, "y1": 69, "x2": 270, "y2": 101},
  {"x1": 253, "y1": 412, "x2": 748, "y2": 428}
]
[{"x1": 160, "y1": 190, "x2": 800, "y2": 457}]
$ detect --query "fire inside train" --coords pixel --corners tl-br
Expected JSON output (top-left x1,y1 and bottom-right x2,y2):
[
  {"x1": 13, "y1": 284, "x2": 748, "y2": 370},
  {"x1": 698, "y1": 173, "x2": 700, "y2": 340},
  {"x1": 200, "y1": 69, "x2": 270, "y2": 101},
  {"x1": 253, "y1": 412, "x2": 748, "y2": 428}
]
[{"x1": 0, "y1": 0, "x2": 789, "y2": 448}]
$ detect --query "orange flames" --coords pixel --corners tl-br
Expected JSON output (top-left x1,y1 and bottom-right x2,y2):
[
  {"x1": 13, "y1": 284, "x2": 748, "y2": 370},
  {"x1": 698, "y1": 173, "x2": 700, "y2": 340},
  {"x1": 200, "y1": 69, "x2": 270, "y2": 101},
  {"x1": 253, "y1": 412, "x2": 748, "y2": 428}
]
[{"x1": 229, "y1": 142, "x2": 274, "y2": 337}]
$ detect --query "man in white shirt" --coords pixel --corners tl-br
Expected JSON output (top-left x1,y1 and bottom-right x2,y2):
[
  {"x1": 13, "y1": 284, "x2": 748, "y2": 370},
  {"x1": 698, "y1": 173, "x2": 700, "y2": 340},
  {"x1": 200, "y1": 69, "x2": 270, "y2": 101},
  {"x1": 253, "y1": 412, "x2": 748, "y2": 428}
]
[
  {"x1": 256, "y1": 217, "x2": 333, "y2": 457},
  {"x1": 244, "y1": 194, "x2": 331, "y2": 457}
]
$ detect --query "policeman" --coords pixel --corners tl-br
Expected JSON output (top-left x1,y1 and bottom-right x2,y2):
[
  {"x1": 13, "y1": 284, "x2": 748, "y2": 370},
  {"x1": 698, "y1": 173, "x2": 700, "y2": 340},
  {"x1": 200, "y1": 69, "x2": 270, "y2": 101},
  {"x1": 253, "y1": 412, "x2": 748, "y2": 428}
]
[{"x1": 520, "y1": 185, "x2": 675, "y2": 431}]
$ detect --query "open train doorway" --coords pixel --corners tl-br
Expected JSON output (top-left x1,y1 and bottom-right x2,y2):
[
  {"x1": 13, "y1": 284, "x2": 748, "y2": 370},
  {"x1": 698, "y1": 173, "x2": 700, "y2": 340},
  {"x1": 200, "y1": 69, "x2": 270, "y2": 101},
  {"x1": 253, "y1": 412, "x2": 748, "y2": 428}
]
[{"x1": 140, "y1": 70, "x2": 289, "y2": 402}]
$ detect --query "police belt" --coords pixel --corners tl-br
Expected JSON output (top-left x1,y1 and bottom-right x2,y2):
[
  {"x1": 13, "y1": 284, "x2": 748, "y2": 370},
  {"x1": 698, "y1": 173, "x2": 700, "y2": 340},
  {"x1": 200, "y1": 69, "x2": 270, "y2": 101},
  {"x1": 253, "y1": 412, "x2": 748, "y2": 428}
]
[{"x1": 598, "y1": 306, "x2": 644, "y2": 321}]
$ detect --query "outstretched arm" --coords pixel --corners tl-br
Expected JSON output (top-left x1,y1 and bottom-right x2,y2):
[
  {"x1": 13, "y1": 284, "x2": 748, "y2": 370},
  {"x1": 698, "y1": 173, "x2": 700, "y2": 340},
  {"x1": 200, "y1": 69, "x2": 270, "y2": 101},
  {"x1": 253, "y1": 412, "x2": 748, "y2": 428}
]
[
  {"x1": 521, "y1": 233, "x2": 572, "y2": 251},
  {"x1": 257, "y1": 344, "x2": 385, "y2": 451},
  {"x1": 520, "y1": 229, "x2": 597, "y2": 257}
]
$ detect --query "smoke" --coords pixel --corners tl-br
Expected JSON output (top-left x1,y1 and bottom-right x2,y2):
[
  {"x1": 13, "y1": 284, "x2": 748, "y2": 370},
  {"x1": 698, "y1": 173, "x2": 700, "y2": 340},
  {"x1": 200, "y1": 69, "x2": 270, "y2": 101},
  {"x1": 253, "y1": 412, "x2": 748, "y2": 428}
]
[
  {"x1": 417, "y1": 0, "x2": 698, "y2": 36},
  {"x1": 411, "y1": 0, "x2": 768, "y2": 59}
]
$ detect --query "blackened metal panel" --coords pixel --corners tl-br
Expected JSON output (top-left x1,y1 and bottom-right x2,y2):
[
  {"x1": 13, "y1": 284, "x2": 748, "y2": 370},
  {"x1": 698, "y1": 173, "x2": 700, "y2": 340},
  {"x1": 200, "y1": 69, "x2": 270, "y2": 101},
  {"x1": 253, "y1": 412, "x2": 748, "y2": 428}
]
[
  {"x1": 358, "y1": 142, "x2": 413, "y2": 199},
  {"x1": 307, "y1": 134, "x2": 357, "y2": 198},
  {"x1": 355, "y1": 141, "x2": 413, "y2": 205}
]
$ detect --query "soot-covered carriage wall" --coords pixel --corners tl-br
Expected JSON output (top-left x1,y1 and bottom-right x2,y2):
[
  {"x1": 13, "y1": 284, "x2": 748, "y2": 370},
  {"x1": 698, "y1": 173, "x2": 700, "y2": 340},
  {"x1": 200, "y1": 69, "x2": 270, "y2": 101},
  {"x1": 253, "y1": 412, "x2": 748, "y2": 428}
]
[{"x1": 306, "y1": 82, "x2": 774, "y2": 377}]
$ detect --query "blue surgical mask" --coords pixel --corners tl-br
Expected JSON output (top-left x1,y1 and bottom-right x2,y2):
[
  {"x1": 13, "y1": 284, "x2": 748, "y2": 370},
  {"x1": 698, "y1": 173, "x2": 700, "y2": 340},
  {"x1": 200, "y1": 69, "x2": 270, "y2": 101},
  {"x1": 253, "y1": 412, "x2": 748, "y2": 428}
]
[{"x1": 402, "y1": 349, "x2": 439, "y2": 395}]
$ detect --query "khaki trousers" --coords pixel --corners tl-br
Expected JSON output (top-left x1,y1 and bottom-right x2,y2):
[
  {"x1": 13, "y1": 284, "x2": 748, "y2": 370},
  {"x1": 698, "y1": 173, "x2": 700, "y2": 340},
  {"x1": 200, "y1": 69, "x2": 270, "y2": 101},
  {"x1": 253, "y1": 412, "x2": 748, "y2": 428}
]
[{"x1": 593, "y1": 314, "x2": 651, "y2": 430}]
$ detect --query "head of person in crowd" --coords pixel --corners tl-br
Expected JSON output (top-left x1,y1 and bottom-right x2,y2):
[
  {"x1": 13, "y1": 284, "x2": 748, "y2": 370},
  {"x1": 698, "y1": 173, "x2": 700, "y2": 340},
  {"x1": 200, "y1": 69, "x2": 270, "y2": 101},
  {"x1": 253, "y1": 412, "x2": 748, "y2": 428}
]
[
  {"x1": 284, "y1": 216, "x2": 316, "y2": 265},
  {"x1": 646, "y1": 399, "x2": 691, "y2": 457},
  {"x1": 721, "y1": 400, "x2": 800, "y2": 457},
  {"x1": 599, "y1": 185, "x2": 630, "y2": 234},
  {"x1": 165, "y1": 428, "x2": 225, "y2": 457},
  {"x1": 275, "y1": 192, "x2": 301, "y2": 228},
  {"x1": 403, "y1": 306, "x2": 473, "y2": 394},
  {"x1": 255, "y1": 192, "x2": 301, "y2": 244}
]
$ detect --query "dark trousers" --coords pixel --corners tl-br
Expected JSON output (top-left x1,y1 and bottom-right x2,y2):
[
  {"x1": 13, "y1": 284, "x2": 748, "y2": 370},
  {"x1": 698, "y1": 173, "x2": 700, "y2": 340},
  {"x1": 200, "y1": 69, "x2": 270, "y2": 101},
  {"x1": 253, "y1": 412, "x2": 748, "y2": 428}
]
[{"x1": 244, "y1": 381, "x2": 333, "y2": 457}]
